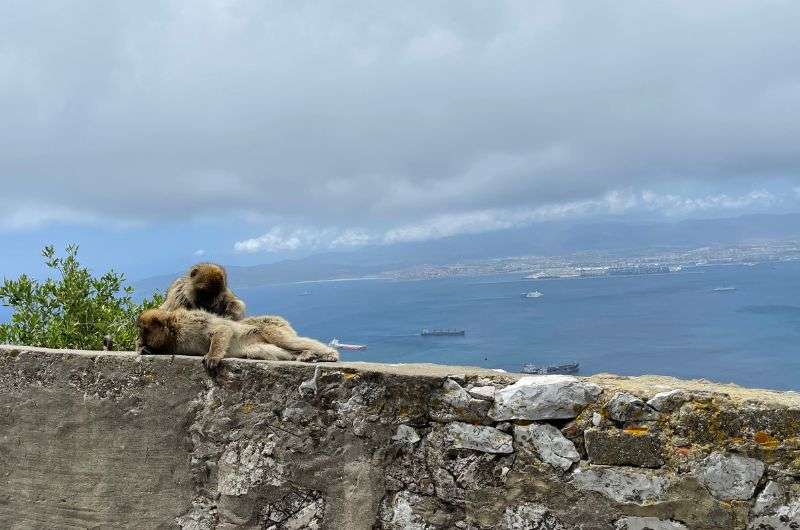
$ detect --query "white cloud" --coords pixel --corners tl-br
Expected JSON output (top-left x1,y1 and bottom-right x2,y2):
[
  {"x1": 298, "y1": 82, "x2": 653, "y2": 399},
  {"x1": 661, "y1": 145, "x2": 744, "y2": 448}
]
[
  {"x1": 640, "y1": 190, "x2": 777, "y2": 215},
  {"x1": 234, "y1": 188, "x2": 788, "y2": 252},
  {"x1": 331, "y1": 229, "x2": 373, "y2": 248},
  {"x1": 234, "y1": 227, "x2": 336, "y2": 253},
  {"x1": 193, "y1": 249, "x2": 206, "y2": 257}
]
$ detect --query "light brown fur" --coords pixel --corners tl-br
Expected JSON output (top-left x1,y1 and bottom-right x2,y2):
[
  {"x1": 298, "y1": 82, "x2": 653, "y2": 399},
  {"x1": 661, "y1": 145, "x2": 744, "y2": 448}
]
[
  {"x1": 161, "y1": 263, "x2": 246, "y2": 321},
  {"x1": 137, "y1": 308, "x2": 339, "y2": 369}
]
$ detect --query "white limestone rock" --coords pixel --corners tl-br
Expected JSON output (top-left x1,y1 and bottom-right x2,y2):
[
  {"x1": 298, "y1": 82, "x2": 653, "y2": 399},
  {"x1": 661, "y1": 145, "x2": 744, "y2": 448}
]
[
  {"x1": 514, "y1": 423, "x2": 580, "y2": 471},
  {"x1": 748, "y1": 500, "x2": 800, "y2": 530},
  {"x1": 646, "y1": 389, "x2": 689, "y2": 412},
  {"x1": 752, "y1": 480, "x2": 786, "y2": 516},
  {"x1": 380, "y1": 491, "x2": 431, "y2": 530},
  {"x1": 392, "y1": 425, "x2": 421, "y2": 445},
  {"x1": 217, "y1": 440, "x2": 282, "y2": 496},
  {"x1": 490, "y1": 375, "x2": 602, "y2": 421},
  {"x1": 468, "y1": 385, "x2": 496, "y2": 401},
  {"x1": 432, "y1": 378, "x2": 492, "y2": 423},
  {"x1": 298, "y1": 366, "x2": 321, "y2": 397},
  {"x1": 502, "y1": 503, "x2": 565, "y2": 530},
  {"x1": 605, "y1": 392, "x2": 659, "y2": 422},
  {"x1": 615, "y1": 517, "x2": 688, "y2": 530},
  {"x1": 570, "y1": 466, "x2": 671, "y2": 504},
  {"x1": 440, "y1": 378, "x2": 471, "y2": 409},
  {"x1": 694, "y1": 452, "x2": 765, "y2": 501},
  {"x1": 445, "y1": 422, "x2": 514, "y2": 454}
]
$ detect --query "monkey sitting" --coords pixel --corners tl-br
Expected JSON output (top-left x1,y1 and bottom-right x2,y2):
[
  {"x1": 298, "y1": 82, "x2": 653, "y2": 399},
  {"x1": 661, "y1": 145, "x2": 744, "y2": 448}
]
[
  {"x1": 136, "y1": 308, "x2": 339, "y2": 369},
  {"x1": 161, "y1": 263, "x2": 246, "y2": 321}
]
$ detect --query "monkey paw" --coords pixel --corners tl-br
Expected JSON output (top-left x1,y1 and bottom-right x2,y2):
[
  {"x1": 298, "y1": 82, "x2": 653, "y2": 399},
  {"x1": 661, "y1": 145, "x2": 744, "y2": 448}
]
[
  {"x1": 297, "y1": 348, "x2": 339, "y2": 363},
  {"x1": 202, "y1": 355, "x2": 224, "y2": 372}
]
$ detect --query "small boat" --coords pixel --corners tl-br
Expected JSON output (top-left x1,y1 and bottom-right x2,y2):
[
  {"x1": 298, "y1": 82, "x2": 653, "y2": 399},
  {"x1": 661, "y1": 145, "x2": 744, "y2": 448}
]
[
  {"x1": 421, "y1": 329, "x2": 465, "y2": 337},
  {"x1": 712, "y1": 286, "x2": 737, "y2": 292},
  {"x1": 328, "y1": 338, "x2": 367, "y2": 351},
  {"x1": 299, "y1": 291, "x2": 312, "y2": 296},
  {"x1": 521, "y1": 362, "x2": 579, "y2": 375},
  {"x1": 521, "y1": 291, "x2": 544, "y2": 299}
]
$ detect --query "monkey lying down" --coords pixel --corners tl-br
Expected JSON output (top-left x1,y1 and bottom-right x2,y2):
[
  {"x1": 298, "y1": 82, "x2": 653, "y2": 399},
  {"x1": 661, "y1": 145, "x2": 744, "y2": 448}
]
[{"x1": 137, "y1": 308, "x2": 339, "y2": 369}]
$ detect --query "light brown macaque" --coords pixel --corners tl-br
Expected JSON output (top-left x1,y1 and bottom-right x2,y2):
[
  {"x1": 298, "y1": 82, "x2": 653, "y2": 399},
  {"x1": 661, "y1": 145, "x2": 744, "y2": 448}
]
[
  {"x1": 161, "y1": 263, "x2": 245, "y2": 321},
  {"x1": 136, "y1": 308, "x2": 339, "y2": 370}
]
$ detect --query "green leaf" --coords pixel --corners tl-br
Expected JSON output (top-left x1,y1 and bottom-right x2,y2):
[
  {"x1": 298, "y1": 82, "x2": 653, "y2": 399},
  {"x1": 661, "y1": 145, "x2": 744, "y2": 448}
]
[{"x1": 0, "y1": 245, "x2": 165, "y2": 350}]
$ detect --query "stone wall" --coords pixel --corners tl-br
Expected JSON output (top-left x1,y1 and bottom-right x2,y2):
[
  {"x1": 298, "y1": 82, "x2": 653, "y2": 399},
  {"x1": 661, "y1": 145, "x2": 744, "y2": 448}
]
[{"x1": 0, "y1": 345, "x2": 798, "y2": 529}]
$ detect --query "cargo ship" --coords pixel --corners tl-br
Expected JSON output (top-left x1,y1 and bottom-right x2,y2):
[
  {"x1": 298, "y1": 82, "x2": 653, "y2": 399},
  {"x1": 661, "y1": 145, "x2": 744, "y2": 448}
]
[{"x1": 421, "y1": 329, "x2": 465, "y2": 337}]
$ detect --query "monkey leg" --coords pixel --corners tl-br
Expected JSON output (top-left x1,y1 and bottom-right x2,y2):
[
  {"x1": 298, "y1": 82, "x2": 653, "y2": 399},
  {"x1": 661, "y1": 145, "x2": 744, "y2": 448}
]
[
  {"x1": 265, "y1": 330, "x2": 338, "y2": 359},
  {"x1": 240, "y1": 343, "x2": 295, "y2": 361},
  {"x1": 204, "y1": 325, "x2": 234, "y2": 370}
]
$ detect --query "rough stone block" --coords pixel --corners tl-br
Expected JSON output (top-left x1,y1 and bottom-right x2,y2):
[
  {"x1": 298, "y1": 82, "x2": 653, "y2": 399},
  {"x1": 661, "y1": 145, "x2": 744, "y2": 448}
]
[
  {"x1": 615, "y1": 516, "x2": 688, "y2": 530},
  {"x1": 514, "y1": 423, "x2": 580, "y2": 471},
  {"x1": 694, "y1": 452, "x2": 765, "y2": 500},
  {"x1": 570, "y1": 466, "x2": 671, "y2": 504},
  {"x1": 646, "y1": 389, "x2": 690, "y2": 412},
  {"x1": 445, "y1": 421, "x2": 514, "y2": 454},
  {"x1": 605, "y1": 391, "x2": 659, "y2": 423},
  {"x1": 584, "y1": 427, "x2": 664, "y2": 468},
  {"x1": 490, "y1": 375, "x2": 602, "y2": 421}
]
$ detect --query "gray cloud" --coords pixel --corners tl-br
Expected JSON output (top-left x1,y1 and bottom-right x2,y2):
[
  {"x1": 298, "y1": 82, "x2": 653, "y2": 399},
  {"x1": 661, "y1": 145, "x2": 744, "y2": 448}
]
[{"x1": 1, "y1": 1, "x2": 799, "y2": 236}]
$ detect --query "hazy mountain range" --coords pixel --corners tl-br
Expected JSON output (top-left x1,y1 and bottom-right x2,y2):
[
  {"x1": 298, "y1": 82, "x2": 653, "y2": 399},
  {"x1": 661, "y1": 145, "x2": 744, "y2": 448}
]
[{"x1": 136, "y1": 213, "x2": 800, "y2": 291}]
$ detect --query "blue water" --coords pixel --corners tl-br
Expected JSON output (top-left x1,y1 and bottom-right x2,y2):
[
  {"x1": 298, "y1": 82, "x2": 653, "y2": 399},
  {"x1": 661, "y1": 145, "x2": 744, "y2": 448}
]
[
  {"x1": 1, "y1": 261, "x2": 796, "y2": 390},
  {"x1": 239, "y1": 261, "x2": 800, "y2": 390}
]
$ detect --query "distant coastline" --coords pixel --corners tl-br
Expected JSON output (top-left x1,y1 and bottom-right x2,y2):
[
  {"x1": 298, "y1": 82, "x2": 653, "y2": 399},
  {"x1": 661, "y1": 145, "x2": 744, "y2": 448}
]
[{"x1": 133, "y1": 233, "x2": 800, "y2": 291}]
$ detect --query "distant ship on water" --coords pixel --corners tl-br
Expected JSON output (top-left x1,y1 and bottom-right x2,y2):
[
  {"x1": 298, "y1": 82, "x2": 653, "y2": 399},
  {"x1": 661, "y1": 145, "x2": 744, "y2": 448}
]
[
  {"x1": 521, "y1": 362, "x2": 579, "y2": 375},
  {"x1": 421, "y1": 329, "x2": 465, "y2": 337},
  {"x1": 712, "y1": 286, "x2": 737, "y2": 292},
  {"x1": 328, "y1": 338, "x2": 367, "y2": 351},
  {"x1": 521, "y1": 291, "x2": 543, "y2": 299}
]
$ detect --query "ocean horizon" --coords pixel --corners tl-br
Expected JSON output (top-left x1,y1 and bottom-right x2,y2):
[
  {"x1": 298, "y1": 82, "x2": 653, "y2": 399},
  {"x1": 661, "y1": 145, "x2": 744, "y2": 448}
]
[
  {"x1": 237, "y1": 260, "x2": 800, "y2": 391},
  {"x1": 1, "y1": 260, "x2": 797, "y2": 391}
]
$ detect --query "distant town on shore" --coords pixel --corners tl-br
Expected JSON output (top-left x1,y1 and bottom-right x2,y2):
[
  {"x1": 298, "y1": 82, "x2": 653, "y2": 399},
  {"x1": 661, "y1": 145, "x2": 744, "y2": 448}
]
[{"x1": 377, "y1": 239, "x2": 800, "y2": 281}]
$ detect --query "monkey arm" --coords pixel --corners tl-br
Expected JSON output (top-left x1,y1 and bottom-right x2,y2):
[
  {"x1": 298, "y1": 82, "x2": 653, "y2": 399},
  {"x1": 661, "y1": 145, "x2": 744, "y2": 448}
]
[
  {"x1": 204, "y1": 324, "x2": 234, "y2": 369},
  {"x1": 223, "y1": 295, "x2": 246, "y2": 321},
  {"x1": 135, "y1": 336, "x2": 153, "y2": 355},
  {"x1": 135, "y1": 335, "x2": 147, "y2": 354}
]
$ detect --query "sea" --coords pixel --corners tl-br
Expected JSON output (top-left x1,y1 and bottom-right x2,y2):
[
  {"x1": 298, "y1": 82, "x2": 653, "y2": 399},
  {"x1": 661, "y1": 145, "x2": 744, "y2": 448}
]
[
  {"x1": 238, "y1": 261, "x2": 800, "y2": 391},
  {"x1": 1, "y1": 261, "x2": 797, "y2": 390}
]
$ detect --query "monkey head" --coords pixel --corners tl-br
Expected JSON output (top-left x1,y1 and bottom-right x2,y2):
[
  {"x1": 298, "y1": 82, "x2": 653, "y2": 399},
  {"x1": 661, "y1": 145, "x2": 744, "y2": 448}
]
[
  {"x1": 137, "y1": 308, "x2": 177, "y2": 355},
  {"x1": 189, "y1": 263, "x2": 227, "y2": 304}
]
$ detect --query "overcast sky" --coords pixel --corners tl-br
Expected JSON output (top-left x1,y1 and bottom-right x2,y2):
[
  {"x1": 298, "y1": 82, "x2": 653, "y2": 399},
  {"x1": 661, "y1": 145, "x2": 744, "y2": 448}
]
[{"x1": 1, "y1": 1, "x2": 799, "y2": 277}]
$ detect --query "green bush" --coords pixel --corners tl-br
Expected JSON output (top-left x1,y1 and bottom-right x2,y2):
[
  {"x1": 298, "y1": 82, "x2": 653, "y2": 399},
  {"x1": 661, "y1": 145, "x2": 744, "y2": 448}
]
[{"x1": 0, "y1": 245, "x2": 163, "y2": 350}]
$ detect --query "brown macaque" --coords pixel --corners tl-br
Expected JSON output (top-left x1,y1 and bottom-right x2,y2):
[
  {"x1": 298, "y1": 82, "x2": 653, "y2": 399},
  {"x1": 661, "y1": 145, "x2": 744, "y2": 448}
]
[
  {"x1": 136, "y1": 308, "x2": 339, "y2": 370},
  {"x1": 161, "y1": 263, "x2": 245, "y2": 320}
]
